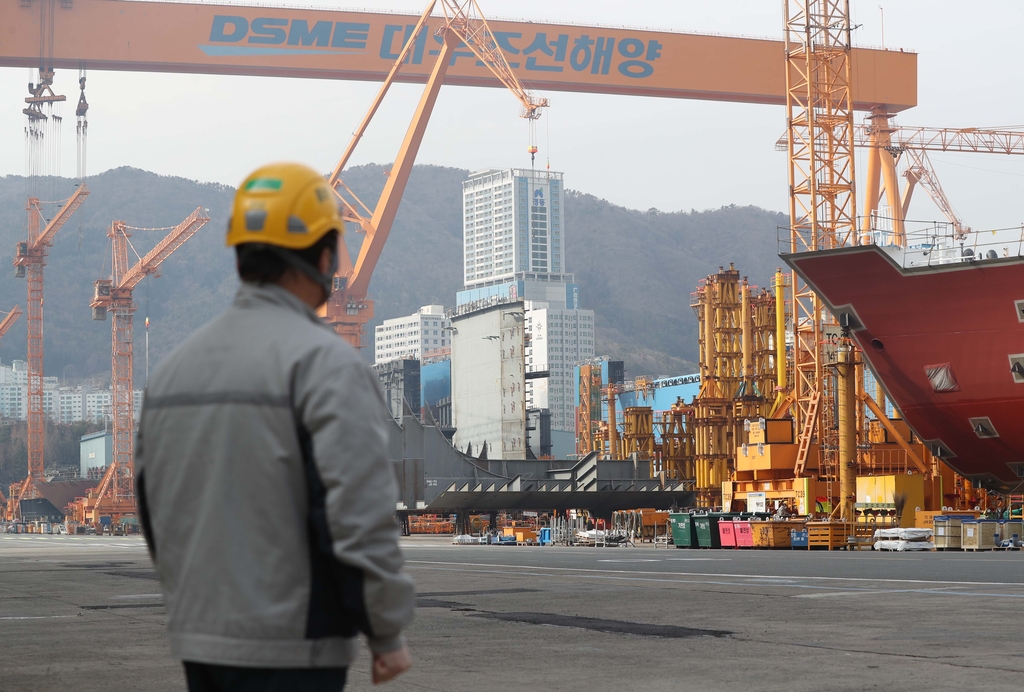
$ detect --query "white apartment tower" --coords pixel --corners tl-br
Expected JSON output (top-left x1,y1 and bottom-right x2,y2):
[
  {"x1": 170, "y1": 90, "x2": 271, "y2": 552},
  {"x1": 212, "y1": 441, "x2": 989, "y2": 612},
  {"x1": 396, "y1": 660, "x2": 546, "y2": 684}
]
[
  {"x1": 463, "y1": 168, "x2": 565, "y2": 287},
  {"x1": 457, "y1": 168, "x2": 595, "y2": 453},
  {"x1": 374, "y1": 305, "x2": 451, "y2": 366},
  {"x1": 524, "y1": 302, "x2": 595, "y2": 433}
]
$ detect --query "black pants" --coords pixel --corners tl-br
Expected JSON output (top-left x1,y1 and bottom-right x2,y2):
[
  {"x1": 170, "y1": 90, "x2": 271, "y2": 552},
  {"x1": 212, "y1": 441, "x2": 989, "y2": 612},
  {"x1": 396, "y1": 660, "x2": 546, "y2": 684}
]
[{"x1": 184, "y1": 662, "x2": 347, "y2": 692}]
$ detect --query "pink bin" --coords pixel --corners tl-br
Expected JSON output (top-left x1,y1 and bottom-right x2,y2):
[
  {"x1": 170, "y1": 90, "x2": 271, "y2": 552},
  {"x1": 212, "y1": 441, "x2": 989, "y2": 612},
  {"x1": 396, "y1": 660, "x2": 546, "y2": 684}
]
[
  {"x1": 718, "y1": 520, "x2": 737, "y2": 547},
  {"x1": 735, "y1": 520, "x2": 754, "y2": 548}
]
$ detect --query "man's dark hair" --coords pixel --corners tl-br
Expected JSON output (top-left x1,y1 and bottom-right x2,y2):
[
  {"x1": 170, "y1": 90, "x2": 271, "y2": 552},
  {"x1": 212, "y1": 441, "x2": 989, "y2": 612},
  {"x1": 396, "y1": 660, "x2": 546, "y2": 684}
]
[{"x1": 236, "y1": 230, "x2": 339, "y2": 284}]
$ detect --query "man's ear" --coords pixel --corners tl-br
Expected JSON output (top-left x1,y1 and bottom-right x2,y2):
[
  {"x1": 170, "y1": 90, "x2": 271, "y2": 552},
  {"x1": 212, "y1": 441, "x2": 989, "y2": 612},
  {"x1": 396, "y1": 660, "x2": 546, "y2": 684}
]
[{"x1": 318, "y1": 246, "x2": 334, "y2": 275}]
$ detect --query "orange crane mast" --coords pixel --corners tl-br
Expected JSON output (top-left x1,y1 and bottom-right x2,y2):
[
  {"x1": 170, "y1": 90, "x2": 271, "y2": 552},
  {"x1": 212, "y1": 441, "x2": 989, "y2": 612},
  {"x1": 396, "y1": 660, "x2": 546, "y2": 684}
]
[
  {"x1": 0, "y1": 307, "x2": 21, "y2": 520},
  {"x1": 323, "y1": 0, "x2": 547, "y2": 348},
  {"x1": 85, "y1": 207, "x2": 210, "y2": 521},
  {"x1": 14, "y1": 183, "x2": 89, "y2": 482}
]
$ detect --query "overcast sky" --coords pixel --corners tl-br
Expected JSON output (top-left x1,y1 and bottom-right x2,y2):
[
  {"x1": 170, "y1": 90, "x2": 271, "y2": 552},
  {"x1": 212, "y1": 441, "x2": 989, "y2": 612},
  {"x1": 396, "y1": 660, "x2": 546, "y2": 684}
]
[{"x1": 1, "y1": 0, "x2": 1023, "y2": 232}]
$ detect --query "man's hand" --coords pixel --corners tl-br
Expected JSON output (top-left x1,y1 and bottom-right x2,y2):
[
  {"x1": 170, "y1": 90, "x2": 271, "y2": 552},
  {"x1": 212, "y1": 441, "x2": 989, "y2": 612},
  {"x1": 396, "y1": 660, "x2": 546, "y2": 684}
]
[{"x1": 373, "y1": 645, "x2": 412, "y2": 684}]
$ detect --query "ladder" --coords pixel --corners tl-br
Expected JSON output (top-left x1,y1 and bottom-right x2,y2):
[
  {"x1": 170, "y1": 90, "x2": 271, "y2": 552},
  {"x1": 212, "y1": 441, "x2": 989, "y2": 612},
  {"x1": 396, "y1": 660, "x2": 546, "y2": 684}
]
[{"x1": 794, "y1": 390, "x2": 821, "y2": 477}]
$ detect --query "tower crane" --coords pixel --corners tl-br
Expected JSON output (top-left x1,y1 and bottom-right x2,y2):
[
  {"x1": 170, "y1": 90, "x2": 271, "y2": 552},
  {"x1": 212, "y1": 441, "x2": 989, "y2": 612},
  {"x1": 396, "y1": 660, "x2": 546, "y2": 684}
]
[
  {"x1": 0, "y1": 307, "x2": 21, "y2": 520},
  {"x1": 86, "y1": 207, "x2": 209, "y2": 521},
  {"x1": 781, "y1": 0, "x2": 858, "y2": 519},
  {"x1": 858, "y1": 118, "x2": 1024, "y2": 244},
  {"x1": 322, "y1": 0, "x2": 548, "y2": 349},
  {"x1": 776, "y1": 123, "x2": 1024, "y2": 242},
  {"x1": 14, "y1": 183, "x2": 89, "y2": 483}
]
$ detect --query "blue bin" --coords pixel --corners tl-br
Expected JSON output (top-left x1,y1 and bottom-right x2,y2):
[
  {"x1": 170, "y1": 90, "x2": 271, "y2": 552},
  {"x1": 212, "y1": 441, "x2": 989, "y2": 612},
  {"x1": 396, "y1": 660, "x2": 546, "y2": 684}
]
[
  {"x1": 539, "y1": 527, "x2": 552, "y2": 546},
  {"x1": 790, "y1": 529, "x2": 809, "y2": 549}
]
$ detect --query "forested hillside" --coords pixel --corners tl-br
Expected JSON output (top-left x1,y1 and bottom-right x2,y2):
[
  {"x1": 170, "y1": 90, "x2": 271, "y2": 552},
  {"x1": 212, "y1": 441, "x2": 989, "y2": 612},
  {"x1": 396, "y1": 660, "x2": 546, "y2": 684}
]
[{"x1": 0, "y1": 165, "x2": 785, "y2": 381}]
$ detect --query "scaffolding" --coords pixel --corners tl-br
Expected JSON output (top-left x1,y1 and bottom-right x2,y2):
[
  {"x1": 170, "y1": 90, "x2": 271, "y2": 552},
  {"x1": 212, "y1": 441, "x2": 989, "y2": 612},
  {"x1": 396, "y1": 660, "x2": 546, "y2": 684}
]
[{"x1": 691, "y1": 265, "x2": 777, "y2": 506}]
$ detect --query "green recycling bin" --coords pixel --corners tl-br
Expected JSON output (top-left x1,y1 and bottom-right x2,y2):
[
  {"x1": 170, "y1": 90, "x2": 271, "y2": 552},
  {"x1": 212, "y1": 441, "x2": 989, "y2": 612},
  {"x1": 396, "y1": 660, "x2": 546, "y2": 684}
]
[
  {"x1": 669, "y1": 513, "x2": 696, "y2": 548},
  {"x1": 693, "y1": 514, "x2": 722, "y2": 548}
]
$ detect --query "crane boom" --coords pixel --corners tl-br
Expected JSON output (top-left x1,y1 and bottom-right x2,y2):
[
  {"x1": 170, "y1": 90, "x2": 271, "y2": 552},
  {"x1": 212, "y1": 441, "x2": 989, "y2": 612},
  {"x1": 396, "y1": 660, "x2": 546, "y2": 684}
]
[
  {"x1": 323, "y1": 0, "x2": 550, "y2": 348},
  {"x1": 118, "y1": 207, "x2": 210, "y2": 291},
  {"x1": 30, "y1": 183, "x2": 89, "y2": 250},
  {"x1": 0, "y1": 306, "x2": 22, "y2": 341},
  {"x1": 900, "y1": 148, "x2": 970, "y2": 238},
  {"x1": 777, "y1": 125, "x2": 1024, "y2": 155},
  {"x1": 440, "y1": 0, "x2": 548, "y2": 120},
  {"x1": 877, "y1": 125, "x2": 1024, "y2": 155}
]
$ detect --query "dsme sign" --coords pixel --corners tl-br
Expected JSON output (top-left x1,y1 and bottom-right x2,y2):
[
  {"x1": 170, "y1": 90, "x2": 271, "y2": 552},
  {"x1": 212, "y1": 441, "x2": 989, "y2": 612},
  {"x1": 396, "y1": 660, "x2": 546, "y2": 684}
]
[
  {"x1": 204, "y1": 15, "x2": 371, "y2": 55},
  {"x1": 201, "y1": 14, "x2": 665, "y2": 78}
]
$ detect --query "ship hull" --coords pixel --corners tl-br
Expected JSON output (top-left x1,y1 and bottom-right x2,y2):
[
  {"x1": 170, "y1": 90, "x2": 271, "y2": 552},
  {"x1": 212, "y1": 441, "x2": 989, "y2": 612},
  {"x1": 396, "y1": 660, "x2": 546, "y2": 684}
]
[{"x1": 784, "y1": 245, "x2": 1024, "y2": 489}]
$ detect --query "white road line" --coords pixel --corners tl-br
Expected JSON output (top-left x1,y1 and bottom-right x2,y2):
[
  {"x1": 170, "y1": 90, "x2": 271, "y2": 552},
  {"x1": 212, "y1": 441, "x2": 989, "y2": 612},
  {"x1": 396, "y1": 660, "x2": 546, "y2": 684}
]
[
  {"x1": 407, "y1": 563, "x2": 1024, "y2": 599},
  {"x1": 114, "y1": 594, "x2": 162, "y2": 599},
  {"x1": 794, "y1": 590, "x2": 892, "y2": 598},
  {"x1": 0, "y1": 615, "x2": 78, "y2": 620},
  {"x1": 405, "y1": 559, "x2": 1024, "y2": 588}
]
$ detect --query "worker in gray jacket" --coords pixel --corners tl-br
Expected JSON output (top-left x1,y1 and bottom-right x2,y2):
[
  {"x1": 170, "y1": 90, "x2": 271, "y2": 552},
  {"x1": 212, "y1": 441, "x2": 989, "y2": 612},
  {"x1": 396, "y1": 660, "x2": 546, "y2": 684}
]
[{"x1": 136, "y1": 162, "x2": 414, "y2": 691}]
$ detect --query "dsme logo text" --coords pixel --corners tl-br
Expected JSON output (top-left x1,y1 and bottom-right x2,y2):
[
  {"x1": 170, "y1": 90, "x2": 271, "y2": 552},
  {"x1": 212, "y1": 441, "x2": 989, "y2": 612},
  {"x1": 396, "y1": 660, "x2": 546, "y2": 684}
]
[{"x1": 209, "y1": 15, "x2": 370, "y2": 50}]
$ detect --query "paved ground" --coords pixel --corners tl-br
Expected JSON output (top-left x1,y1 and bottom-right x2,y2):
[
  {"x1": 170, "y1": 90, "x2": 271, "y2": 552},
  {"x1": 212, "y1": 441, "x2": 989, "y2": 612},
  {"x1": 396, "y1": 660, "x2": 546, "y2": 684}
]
[{"x1": 2, "y1": 534, "x2": 1023, "y2": 691}]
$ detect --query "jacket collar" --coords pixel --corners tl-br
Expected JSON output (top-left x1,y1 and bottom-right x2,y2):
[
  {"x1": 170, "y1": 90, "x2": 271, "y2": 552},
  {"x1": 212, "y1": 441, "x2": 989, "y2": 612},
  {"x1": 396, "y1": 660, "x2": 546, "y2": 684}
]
[{"x1": 233, "y1": 281, "x2": 324, "y2": 325}]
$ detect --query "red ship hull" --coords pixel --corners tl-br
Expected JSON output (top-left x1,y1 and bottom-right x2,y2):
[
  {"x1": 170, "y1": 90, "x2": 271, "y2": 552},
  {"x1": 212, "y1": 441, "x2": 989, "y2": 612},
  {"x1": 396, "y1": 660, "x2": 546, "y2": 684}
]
[{"x1": 785, "y1": 246, "x2": 1024, "y2": 489}]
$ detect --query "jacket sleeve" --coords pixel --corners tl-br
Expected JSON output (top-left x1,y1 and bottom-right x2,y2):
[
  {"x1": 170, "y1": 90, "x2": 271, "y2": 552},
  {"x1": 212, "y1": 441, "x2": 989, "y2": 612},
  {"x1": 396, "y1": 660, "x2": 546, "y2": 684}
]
[{"x1": 297, "y1": 357, "x2": 414, "y2": 654}]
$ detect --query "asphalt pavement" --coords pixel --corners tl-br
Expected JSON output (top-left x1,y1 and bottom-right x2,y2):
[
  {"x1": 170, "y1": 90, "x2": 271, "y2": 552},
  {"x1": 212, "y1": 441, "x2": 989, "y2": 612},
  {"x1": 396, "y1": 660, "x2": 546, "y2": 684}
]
[{"x1": 2, "y1": 534, "x2": 1022, "y2": 692}]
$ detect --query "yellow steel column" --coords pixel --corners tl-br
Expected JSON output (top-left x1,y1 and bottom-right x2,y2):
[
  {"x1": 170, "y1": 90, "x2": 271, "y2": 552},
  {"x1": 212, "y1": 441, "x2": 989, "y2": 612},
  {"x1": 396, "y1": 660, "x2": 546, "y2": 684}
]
[
  {"x1": 741, "y1": 280, "x2": 752, "y2": 394},
  {"x1": 837, "y1": 342, "x2": 857, "y2": 523},
  {"x1": 774, "y1": 269, "x2": 787, "y2": 400},
  {"x1": 704, "y1": 294, "x2": 716, "y2": 388},
  {"x1": 606, "y1": 386, "x2": 618, "y2": 460}
]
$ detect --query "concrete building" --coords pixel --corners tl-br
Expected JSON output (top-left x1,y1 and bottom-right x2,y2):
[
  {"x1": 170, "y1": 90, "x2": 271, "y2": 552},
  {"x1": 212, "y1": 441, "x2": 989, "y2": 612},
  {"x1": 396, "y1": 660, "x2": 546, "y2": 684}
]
[
  {"x1": 451, "y1": 300, "x2": 526, "y2": 460},
  {"x1": 80, "y1": 430, "x2": 113, "y2": 480},
  {"x1": 58, "y1": 387, "x2": 86, "y2": 424},
  {"x1": 374, "y1": 305, "x2": 450, "y2": 366},
  {"x1": 462, "y1": 168, "x2": 565, "y2": 287}
]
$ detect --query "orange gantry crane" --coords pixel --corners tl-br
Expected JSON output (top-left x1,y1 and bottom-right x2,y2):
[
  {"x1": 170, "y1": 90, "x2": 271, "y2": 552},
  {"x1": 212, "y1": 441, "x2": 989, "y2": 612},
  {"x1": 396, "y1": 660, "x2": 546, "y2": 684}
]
[
  {"x1": 83, "y1": 207, "x2": 209, "y2": 522},
  {"x1": 14, "y1": 183, "x2": 89, "y2": 483},
  {"x1": 322, "y1": 0, "x2": 548, "y2": 348}
]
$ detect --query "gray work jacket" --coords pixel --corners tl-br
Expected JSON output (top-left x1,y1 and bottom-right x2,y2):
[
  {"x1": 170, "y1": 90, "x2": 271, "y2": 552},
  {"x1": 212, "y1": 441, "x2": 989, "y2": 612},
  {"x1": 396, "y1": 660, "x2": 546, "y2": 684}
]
[{"x1": 136, "y1": 281, "x2": 414, "y2": 668}]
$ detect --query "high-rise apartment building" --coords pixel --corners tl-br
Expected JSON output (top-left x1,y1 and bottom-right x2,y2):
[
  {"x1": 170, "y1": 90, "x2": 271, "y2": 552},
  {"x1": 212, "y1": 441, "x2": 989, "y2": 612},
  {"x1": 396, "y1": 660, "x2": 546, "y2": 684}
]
[
  {"x1": 457, "y1": 168, "x2": 595, "y2": 455},
  {"x1": 374, "y1": 305, "x2": 451, "y2": 366},
  {"x1": 0, "y1": 359, "x2": 142, "y2": 424},
  {"x1": 462, "y1": 168, "x2": 566, "y2": 287},
  {"x1": 524, "y1": 302, "x2": 595, "y2": 434}
]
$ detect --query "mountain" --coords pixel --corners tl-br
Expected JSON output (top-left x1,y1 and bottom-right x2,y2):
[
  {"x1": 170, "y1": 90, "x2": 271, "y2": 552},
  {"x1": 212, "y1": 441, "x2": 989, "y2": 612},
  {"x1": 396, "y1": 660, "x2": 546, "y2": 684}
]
[{"x1": 0, "y1": 165, "x2": 786, "y2": 382}]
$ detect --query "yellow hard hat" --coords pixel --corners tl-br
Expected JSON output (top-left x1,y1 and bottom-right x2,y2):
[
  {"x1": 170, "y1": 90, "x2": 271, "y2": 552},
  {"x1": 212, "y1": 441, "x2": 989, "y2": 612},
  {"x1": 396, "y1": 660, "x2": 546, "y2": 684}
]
[{"x1": 227, "y1": 162, "x2": 342, "y2": 249}]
